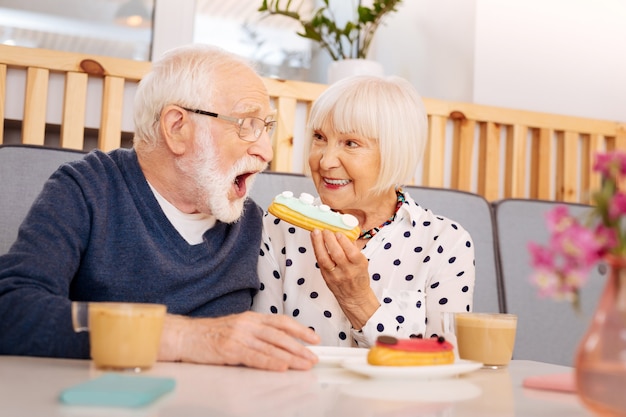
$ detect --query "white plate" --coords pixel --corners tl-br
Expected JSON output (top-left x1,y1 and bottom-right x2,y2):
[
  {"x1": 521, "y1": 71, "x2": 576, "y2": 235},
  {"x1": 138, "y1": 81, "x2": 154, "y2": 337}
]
[
  {"x1": 340, "y1": 358, "x2": 483, "y2": 379},
  {"x1": 340, "y1": 379, "x2": 482, "y2": 402},
  {"x1": 307, "y1": 346, "x2": 368, "y2": 366}
]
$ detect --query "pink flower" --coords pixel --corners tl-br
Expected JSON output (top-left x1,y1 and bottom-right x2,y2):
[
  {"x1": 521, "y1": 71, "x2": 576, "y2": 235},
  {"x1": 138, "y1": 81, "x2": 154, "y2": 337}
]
[
  {"x1": 593, "y1": 224, "x2": 618, "y2": 254},
  {"x1": 528, "y1": 242, "x2": 554, "y2": 269},
  {"x1": 529, "y1": 269, "x2": 561, "y2": 299},
  {"x1": 552, "y1": 221, "x2": 603, "y2": 268},
  {"x1": 529, "y1": 150, "x2": 626, "y2": 309},
  {"x1": 609, "y1": 192, "x2": 626, "y2": 221},
  {"x1": 545, "y1": 205, "x2": 574, "y2": 233},
  {"x1": 528, "y1": 232, "x2": 595, "y2": 302},
  {"x1": 593, "y1": 153, "x2": 614, "y2": 177},
  {"x1": 593, "y1": 150, "x2": 626, "y2": 180}
]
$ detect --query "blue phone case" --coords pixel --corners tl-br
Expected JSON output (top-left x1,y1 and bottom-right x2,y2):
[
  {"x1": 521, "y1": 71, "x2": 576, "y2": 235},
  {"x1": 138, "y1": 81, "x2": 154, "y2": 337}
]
[{"x1": 59, "y1": 373, "x2": 176, "y2": 407}]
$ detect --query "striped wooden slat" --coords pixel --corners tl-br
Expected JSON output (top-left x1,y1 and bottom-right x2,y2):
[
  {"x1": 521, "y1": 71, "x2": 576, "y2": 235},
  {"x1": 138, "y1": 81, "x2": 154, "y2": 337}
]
[
  {"x1": 504, "y1": 124, "x2": 527, "y2": 198},
  {"x1": 22, "y1": 67, "x2": 49, "y2": 146},
  {"x1": 555, "y1": 131, "x2": 579, "y2": 202},
  {"x1": 450, "y1": 117, "x2": 475, "y2": 192},
  {"x1": 580, "y1": 133, "x2": 603, "y2": 204},
  {"x1": 477, "y1": 122, "x2": 500, "y2": 201},
  {"x1": 422, "y1": 114, "x2": 446, "y2": 187},
  {"x1": 609, "y1": 128, "x2": 626, "y2": 150},
  {"x1": 98, "y1": 76, "x2": 125, "y2": 151},
  {"x1": 0, "y1": 63, "x2": 5, "y2": 144},
  {"x1": 530, "y1": 128, "x2": 552, "y2": 200},
  {"x1": 60, "y1": 71, "x2": 88, "y2": 150},
  {"x1": 270, "y1": 96, "x2": 297, "y2": 172}
]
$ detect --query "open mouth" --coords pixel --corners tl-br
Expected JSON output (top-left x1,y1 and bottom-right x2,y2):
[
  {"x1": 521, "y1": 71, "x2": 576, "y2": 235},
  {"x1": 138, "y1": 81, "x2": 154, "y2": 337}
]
[
  {"x1": 323, "y1": 177, "x2": 352, "y2": 188},
  {"x1": 234, "y1": 172, "x2": 254, "y2": 198}
]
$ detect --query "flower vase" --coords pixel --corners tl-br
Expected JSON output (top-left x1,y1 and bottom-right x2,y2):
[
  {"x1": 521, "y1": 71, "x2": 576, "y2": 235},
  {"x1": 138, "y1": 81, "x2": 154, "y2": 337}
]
[
  {"x1": 575, "y1": 255, "x2": 626, "y2": 415},
  {"x1": 327, "y1": 59, "x2": 384, "y2": 84}
]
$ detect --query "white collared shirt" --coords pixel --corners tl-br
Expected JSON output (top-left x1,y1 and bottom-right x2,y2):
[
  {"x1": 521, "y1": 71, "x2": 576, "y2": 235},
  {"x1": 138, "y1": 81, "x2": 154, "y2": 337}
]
[{"x1": 253, "y1": 191, "x2": 476, "y2": 347}]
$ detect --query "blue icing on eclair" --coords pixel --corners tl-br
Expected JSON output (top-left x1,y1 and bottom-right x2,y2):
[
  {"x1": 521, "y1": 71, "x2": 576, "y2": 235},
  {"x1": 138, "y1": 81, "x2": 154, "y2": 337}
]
[{"x1": 268, "y1": 191, "x2": 360, "y2": 240}]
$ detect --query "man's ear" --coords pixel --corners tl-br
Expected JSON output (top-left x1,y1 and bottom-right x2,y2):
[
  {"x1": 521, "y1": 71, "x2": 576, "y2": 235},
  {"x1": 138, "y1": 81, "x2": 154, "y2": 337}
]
[{"x1": 159, "y1": 105, "x2": 192, "y2": 156}]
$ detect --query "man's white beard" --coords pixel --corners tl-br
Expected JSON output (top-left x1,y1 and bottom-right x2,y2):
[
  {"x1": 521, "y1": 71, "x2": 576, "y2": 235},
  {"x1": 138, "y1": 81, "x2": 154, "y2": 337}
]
[
  {"x1": 177, "y1": 129, "x2": 265, "y2": 223},
  {"x1": 202, "y1": 156, "x2": 258, "y2": 223}
]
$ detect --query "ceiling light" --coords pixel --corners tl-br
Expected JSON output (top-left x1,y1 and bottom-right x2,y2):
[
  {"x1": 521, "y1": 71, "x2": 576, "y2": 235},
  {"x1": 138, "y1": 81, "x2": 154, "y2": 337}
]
[{"x1": 115, "y1": 0, "x2": 152, "y2": 28}]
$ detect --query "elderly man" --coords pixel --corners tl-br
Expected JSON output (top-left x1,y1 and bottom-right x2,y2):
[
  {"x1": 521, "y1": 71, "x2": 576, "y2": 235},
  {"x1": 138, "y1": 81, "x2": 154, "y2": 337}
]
[{"x1": 0, "y1": 44, "x2": 319, "y2": 371}]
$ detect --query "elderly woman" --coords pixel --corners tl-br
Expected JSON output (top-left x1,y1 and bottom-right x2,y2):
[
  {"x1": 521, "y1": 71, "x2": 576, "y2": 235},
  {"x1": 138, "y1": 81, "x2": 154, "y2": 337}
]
[{"x1": 253, "y1": 75, "x2": 475, "y2": 347}]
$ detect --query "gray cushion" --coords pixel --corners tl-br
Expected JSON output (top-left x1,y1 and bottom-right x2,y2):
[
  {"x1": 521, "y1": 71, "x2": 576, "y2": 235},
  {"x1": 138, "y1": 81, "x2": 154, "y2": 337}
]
[
  {"x1": 0, "y1": 148, "x2": 503, "y2": 343},
  {"x1": 0, "y1": 145, "x2": 86, "y2": 254}
]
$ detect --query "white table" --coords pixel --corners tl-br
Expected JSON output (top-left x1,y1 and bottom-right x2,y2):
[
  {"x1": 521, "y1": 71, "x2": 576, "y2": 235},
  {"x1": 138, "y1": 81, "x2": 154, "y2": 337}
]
[{"x1": 0, "y1": 356, "x2": 592, "y2": 417}]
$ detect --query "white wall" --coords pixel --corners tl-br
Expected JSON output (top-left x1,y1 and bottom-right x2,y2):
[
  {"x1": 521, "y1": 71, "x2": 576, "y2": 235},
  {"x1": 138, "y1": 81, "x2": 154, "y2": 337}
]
[
  {"x1": 373, "y1": 0, "x2": 477, "y2": 104},
  {"x1": 474, "y1": 0, "x2": 626, "y2": 122},
  {"x1": 6, "y1": 0, "x2": 623, "y2": 125},
  {"x1": 151, "y1": 0, "x2": 195, "y2": 59},
  {"x1": 153, "y1": 0, "x2": 626, "y2": 122},
  {"x1": 372, "y1": 0, "x2": 626, "y2": 122}
]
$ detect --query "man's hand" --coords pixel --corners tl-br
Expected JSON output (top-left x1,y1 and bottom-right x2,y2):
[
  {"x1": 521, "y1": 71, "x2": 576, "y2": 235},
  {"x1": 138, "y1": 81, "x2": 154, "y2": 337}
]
[{"x1": 158, "y1": 311, "x2": 320, "y2": 371}]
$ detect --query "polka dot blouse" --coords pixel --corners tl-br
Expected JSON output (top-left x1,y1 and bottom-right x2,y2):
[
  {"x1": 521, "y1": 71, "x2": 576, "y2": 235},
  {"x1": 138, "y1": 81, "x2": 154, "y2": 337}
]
[{"x1": 252, "y1": 191, "x2": 475, "y2": 348}]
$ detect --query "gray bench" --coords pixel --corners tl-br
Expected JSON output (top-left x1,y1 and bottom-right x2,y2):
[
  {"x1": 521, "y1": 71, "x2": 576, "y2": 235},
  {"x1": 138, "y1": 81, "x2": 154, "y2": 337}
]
[{"x1": 2, "y1": 145, "x2": 602, "y2": 366}]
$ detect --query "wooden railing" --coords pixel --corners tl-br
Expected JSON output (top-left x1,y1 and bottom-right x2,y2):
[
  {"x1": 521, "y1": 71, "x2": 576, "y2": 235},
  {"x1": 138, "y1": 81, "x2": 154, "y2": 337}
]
[
  {"x1": 2, "y1": 44, "x2": 625, "y2": 204},
  {"x1": 0, "y1": 44, "x2": 148, "y2": 151},
  {"x1": 260, "y1": 77, "x2": 326, "y2": 173},
  {"x1": 421, "y1": 99, "x2": 626, "y2": 203}
]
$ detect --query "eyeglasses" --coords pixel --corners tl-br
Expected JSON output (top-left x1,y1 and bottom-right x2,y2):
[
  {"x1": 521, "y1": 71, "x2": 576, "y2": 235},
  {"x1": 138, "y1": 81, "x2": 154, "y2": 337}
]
[{"x1": 181, "y1": 107, "x2": 276, "y2": 142}]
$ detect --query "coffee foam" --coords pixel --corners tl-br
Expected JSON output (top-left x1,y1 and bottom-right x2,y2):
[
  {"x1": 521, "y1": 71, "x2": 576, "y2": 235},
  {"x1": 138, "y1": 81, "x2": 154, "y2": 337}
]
[{"x1": 455, "y1": 313, "x2": 517, "y2": 329}]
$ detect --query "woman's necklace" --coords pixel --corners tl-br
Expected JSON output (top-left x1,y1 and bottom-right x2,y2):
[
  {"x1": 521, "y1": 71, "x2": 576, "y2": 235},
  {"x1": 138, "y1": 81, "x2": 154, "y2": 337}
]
[{"x1": 358, "y1": 188, "x2": 405, "y2": 240}]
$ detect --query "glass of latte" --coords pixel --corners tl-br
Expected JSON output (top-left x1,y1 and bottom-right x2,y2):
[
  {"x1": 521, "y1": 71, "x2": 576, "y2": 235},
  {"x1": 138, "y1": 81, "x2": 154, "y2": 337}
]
[
  {"x1": 72, "y1": 301, "x2": 166, "y2": 371},
  {"x1": 454, "y1": 312, "x2": 518, "y2": 369}
]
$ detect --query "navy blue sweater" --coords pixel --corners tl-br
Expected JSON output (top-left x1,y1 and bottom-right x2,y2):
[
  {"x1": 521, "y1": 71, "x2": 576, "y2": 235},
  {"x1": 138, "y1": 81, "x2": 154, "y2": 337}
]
[{"x1": 0, "y1": 148, "x2": 263, "y2": 358}]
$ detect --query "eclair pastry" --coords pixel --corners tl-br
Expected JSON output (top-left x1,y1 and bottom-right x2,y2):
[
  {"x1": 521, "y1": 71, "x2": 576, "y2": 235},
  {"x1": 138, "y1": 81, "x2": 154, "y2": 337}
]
[
  {"x1": 268, "y1": 191, "x2": 360, "y2": 241},
  {"x1": 367, "y1": 335, "x2": 455, "y2": 366}
]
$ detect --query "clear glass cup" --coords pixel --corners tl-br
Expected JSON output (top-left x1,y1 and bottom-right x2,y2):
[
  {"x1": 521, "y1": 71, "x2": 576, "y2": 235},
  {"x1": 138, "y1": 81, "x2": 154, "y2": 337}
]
[
  {"x1": 454, "y1": 312, "x2": 518, "y2": 369},
  {"x1": 72, "y1": 301, "x2": 167, "y2": 371}
]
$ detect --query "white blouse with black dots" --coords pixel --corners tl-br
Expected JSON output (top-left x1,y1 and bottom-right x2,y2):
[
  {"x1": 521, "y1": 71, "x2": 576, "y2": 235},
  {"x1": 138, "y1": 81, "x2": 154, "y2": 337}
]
[{"x1": 252, "y1": 191, "x2": 476, "y2": 348}]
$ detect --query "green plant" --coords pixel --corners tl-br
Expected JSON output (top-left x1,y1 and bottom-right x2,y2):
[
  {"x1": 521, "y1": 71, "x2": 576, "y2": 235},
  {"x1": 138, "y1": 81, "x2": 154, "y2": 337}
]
[{"x1": 258, "y1": 0, "x2": 403, "y2": 61}]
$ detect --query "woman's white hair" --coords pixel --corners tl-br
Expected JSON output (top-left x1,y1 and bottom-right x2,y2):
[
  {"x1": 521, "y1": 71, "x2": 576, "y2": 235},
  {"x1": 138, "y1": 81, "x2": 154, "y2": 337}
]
[
  {"x1": 307, "y1": 75, "x2": 428, "y2": 195},
  {"x1": 132, "y1": 44, "x2": 254, "y2": 149}
]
